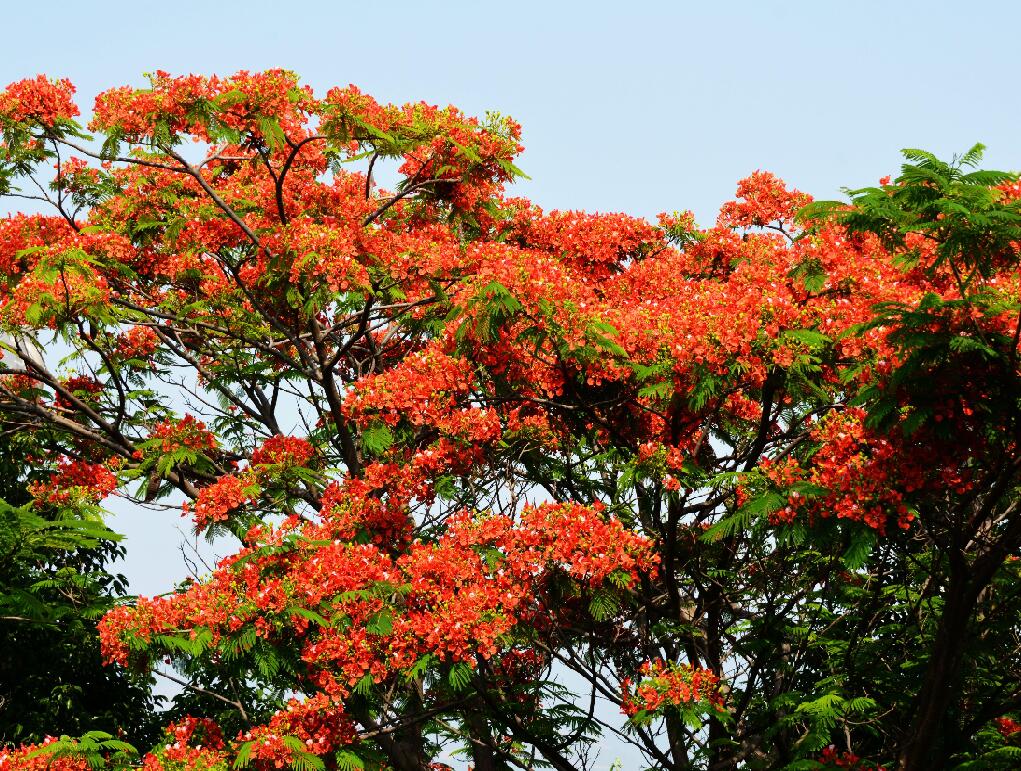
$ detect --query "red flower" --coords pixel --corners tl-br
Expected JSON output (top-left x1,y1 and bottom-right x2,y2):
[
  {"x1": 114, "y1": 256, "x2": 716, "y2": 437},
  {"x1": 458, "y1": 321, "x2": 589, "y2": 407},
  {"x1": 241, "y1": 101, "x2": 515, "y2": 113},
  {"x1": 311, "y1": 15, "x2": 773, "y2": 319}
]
[
  {"x1": 0, "y1": 75, "x2": 79, "y2": 123},
  {"x1": 29, "y1": 457, "x2": 117, "y2": 506},
  {"x1": 251, "y1": 434, "x2": 316, "y2": 469},
  {"x1": 621, "y1": 658, "x2": 725, "y2": 718},
  {"x1": 188, "y1": 474, "x2": 254, "y2": 529}
]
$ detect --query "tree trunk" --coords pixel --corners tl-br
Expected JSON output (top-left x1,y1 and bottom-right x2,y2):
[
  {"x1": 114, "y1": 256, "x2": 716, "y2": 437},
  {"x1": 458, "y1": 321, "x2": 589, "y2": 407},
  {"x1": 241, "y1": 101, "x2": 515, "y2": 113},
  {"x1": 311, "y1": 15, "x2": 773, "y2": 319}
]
[
  {"x1": 463, "y1": 707, "x2": 499, "y2": 771},
  {"x1": 898, "y1": 576, "x2": 974, "y2": 770}
]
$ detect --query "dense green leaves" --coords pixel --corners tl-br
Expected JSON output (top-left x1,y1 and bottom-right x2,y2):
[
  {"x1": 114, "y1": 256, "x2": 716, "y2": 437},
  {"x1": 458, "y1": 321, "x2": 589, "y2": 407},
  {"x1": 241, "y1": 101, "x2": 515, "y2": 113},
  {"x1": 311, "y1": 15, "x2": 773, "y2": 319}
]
[{"x1": 0, "y1": 434, "x2": 160, "y2": 748}]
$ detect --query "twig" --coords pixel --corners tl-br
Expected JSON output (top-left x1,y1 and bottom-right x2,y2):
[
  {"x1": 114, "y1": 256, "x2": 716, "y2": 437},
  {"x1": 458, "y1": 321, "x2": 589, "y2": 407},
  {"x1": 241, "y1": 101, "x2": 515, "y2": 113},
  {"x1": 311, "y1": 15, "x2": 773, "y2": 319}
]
[{"x1": 155, "y1": 670, "x2": 250, "y2": 724}]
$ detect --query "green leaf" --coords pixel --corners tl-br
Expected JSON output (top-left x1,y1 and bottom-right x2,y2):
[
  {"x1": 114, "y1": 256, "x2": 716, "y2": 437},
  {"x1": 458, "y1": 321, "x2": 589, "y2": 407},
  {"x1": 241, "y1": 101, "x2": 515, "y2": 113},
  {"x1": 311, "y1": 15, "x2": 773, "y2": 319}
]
[
  {"x1": 789, "y1": 481, "x2": 829, "y2": 498},
  {"x1": 448, "y1": 661, "x2": 473, "y2": 692},
  {"x1": 842, "y1": 528, "x2": 877, "y2": 570},
  {"x1": 361, "y1": 423, "x2": 394, "y2": 456},
  {"x1": 638, "y1": 379, "x2": 674, "y2": 400},
  {"x1": 406, "y1": 653, "x2": 436, "y2": 681},
  {"x1": 954, "y1": 746, "x2": 1021, "y2": 769},
  {"x1": 257, "y1": 116, "x2": 287, "y2": 149},
  {"x1": 288, "y1": 606, "x2": 331, "y2": 627},
  {"x1": 948, "y1": 335, "x2": 997, "y2": 358},
  {"x1": 335, "y1": 750, "x2": 366, "y2": 771},
  {"x1": 782, "y1": 329, "x2": 831, "y2": 347},
  {"x1": 588, "y1": 588, "x2": 621, "y2": 621},
  {"x1": 353, "y1": 673, "x2": 374, "y2": 696},
  {"x1": 365, "y1": 608, "x2": 393, "y2": 636},
  {"x1": 234, "y1": 741, "x2": 254, "y2": 768},
  {"x1": 702, "y1": 491, "x2": 784, "y2": 542}
]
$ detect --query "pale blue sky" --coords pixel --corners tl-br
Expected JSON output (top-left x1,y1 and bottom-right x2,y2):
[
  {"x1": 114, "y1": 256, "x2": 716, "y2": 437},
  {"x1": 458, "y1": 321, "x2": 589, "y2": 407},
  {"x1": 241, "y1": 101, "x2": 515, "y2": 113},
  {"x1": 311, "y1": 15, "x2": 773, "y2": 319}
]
[
  {"x1": 2, "y1": 1, "x2": 1019, "y2": 765},
  {"x1": 5, "y1": 0, "x2": 1020, "y2": 230}
]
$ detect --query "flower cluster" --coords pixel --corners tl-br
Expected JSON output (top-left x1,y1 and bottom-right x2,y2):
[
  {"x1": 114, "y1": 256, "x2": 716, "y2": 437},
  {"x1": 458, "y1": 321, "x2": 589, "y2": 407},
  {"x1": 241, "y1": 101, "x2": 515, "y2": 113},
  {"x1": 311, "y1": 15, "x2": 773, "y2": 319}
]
[
  {"x1": 147, "y1": 415, "x2": 218, "y2": 455},
  {"x1": 185, "y1": 474, "x2": 255, "y2": 530},
  {"x1": 0, "y1": 215, "x2": 71, "y2": 277},
  {"x1": 54, "y1": 374, "x2": 103, "y2": 410},
  {"x1": 56, "y1": 157, "x2": 102, "y2": 196},
  {"x1": 140, "y1": 717, "x2": 228, "y2": 770},
  {"x1": 92, "y1": 69, "x2": 314, "y2": 145},
  {"x1": 250, "y1": 434, "x2": 316, "y2": 469},
  {"x1": 621, "y1": 658, "x2": 725, "y2": 719},
  {"x1": 29, "y1": 457, "x2": 117, "y2": 506},
  {"x1": 507, "y1": 201, "x2": 663, "y2": 278},
  {"x1": 0, "y1": 75, "x2": 79, "y2": 123},
  {"x1": 717, "y1": 170, "x2": 812, "y2": 228},
  {"x1": 816, "y1": 746, "x2": 887, "y2": 770},
  {"x1": 2, "y1": 70, "x2": 1016, "y2": 769},
  {"x1": 0, "y1": 738, "x2": 89, "y2": 770},
  {"x1": 762, "y1": 408, "x2": 919, "y2": 533},
  {"x1": 279, "y1": 217, "x2": 370, "y2": 293},
  {"x1": 99, "y1": 502, "x2": 657, "y2": 707},
  {"x1": 116, "y1": 325, "x2": 160, "y2": 360},
  {"x1": 234, "y1": 695, "x2": 357, "y2": 768},
  {"x1": 344, "y1": 346, "x2": 476, "y2": 428},
  {"x1": 2, "y1": 270, "x2": 111, "y2": 328},
  {"x1": 996, "y1": 716, "x2": 1021, "y2": 741}
]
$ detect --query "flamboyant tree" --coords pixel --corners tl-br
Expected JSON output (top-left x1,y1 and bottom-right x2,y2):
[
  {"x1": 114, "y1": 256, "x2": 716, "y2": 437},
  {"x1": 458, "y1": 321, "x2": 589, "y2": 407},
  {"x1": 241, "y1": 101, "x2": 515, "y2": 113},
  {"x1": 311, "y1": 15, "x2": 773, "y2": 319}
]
[{"x1": 1, "y1": 71, "x2": 1021, "y2": 771}]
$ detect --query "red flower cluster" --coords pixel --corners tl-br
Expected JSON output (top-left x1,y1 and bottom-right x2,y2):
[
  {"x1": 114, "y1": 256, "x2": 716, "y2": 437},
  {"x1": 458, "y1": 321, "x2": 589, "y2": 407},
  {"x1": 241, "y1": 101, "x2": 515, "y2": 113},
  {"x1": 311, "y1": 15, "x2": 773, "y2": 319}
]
[
  {"x1": 92, "y1": 69, "x2": 314, "y2": 145},
  {"x1": 816, "y1": 746, "x2": 886, "y2": 770},
  {"x1": 717, "y1": 170, "x2": 812, "y2": 228},
  {"x1": 250, "y1": 434, "x2": 316, "y2": 469},
  {"x1": 763, "y1": 408, "x2": 918, "y2": 533},
  {"x1": 234, "y1": 694, "x2": 357, "y2": 767},
  {"x1": 116, "y1": 325, "x2": 160, "y2": 360},
  {"x1": 0, "y1": 75, "x2": 79, "y2": 123},
  {"x1": 279, "y1": 217, "x2": 371, "y2": 293},
  {"x1": 620, "y1": 658, "x2": 725, "y2": 719},
  {"x1": 99, "y1": 501, "x2": 656, "y2": 712},
  {"x1": 0, "y1": 738, "x2": 89, "y2": 770},
  {"x1": 2, "y1": 70, "x2": 1016, "y2": 768},
  {"x1": 55, "y1": 157, "x2": 101, "y2": 195},
  {"x1": 2, "y1": 270, "x2": 111, "y2": 328},
  {"x1": 996, "y1": 716, "x2": 1021, "y2": 741},
  {"x1": 0, "y1": 215, "x2": 73, "y2": 278},
  {"x1": 344, "y1": 346, "x2": 476, "y2": 428},
  {"x1": 140, "y1": 717, "x2": 227, "y2": 770},
  {"x1": 506, "y1": 201, "x2": 663, "y2": 278},
  {"x1": 54, "y1": 375, "x2": 103, "y2": 410},
  {"x1": 29, "y1": 457, "x2": 117, "y2": 506},
  {"x1": 186, "y1": 474, "x2": 254, "y2": 530},
  {"x1": 147, "y1": 415, "x2": 218, "y2": 455}
]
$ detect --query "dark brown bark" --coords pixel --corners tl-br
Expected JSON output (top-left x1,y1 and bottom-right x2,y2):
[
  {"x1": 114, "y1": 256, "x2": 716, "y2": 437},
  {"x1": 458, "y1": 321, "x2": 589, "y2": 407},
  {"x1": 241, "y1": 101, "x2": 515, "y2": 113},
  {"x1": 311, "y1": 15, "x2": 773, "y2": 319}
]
[
  {"x1": 898, "y1": 572, "x2": 973, "y2": 769},
  {"x1": 351, "y1": 703, "x2": 430, "y2": 771},
  {"x1": 463, "y1": 707, "x2": 499, "y2": 771}
]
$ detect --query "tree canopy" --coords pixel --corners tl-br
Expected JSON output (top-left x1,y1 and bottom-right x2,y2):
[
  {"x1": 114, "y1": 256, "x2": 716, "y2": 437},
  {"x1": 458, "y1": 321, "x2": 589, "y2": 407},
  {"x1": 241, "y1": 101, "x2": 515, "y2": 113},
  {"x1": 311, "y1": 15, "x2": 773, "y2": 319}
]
[{"x1": 1, "y1": 71, "x2": 1020, "y2": 770}]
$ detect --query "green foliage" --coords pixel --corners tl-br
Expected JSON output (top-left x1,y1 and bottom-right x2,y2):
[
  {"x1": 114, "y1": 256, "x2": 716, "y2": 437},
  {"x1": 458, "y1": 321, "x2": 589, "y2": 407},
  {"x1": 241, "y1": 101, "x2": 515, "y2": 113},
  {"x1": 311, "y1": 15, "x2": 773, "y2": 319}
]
[
  {"x1": 360, "y1": 422, "x2": 394, "y2": 457},
  {"x1": 453, "y1": 280, "x2": 523, "y2": 344},
  {"x1": 701, "y1": 489, "x2": 784, "y2": 542},
  {"x1": 26, "y1": 731, "x2": 139, "y2": 769},
  {"x1": 0, "y1": 433, "x2": 161, "y2": 747},
  {"x1": 800, "y1": 143, "x2": 1021, "y2": 277}
]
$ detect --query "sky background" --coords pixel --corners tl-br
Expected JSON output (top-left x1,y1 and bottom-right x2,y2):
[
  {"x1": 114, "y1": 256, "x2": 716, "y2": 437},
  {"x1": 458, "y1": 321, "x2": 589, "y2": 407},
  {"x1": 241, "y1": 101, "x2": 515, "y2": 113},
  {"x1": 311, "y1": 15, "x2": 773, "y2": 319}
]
[{"x1": 2, "y1": 1, "x2": 1020, "y2": 765}]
